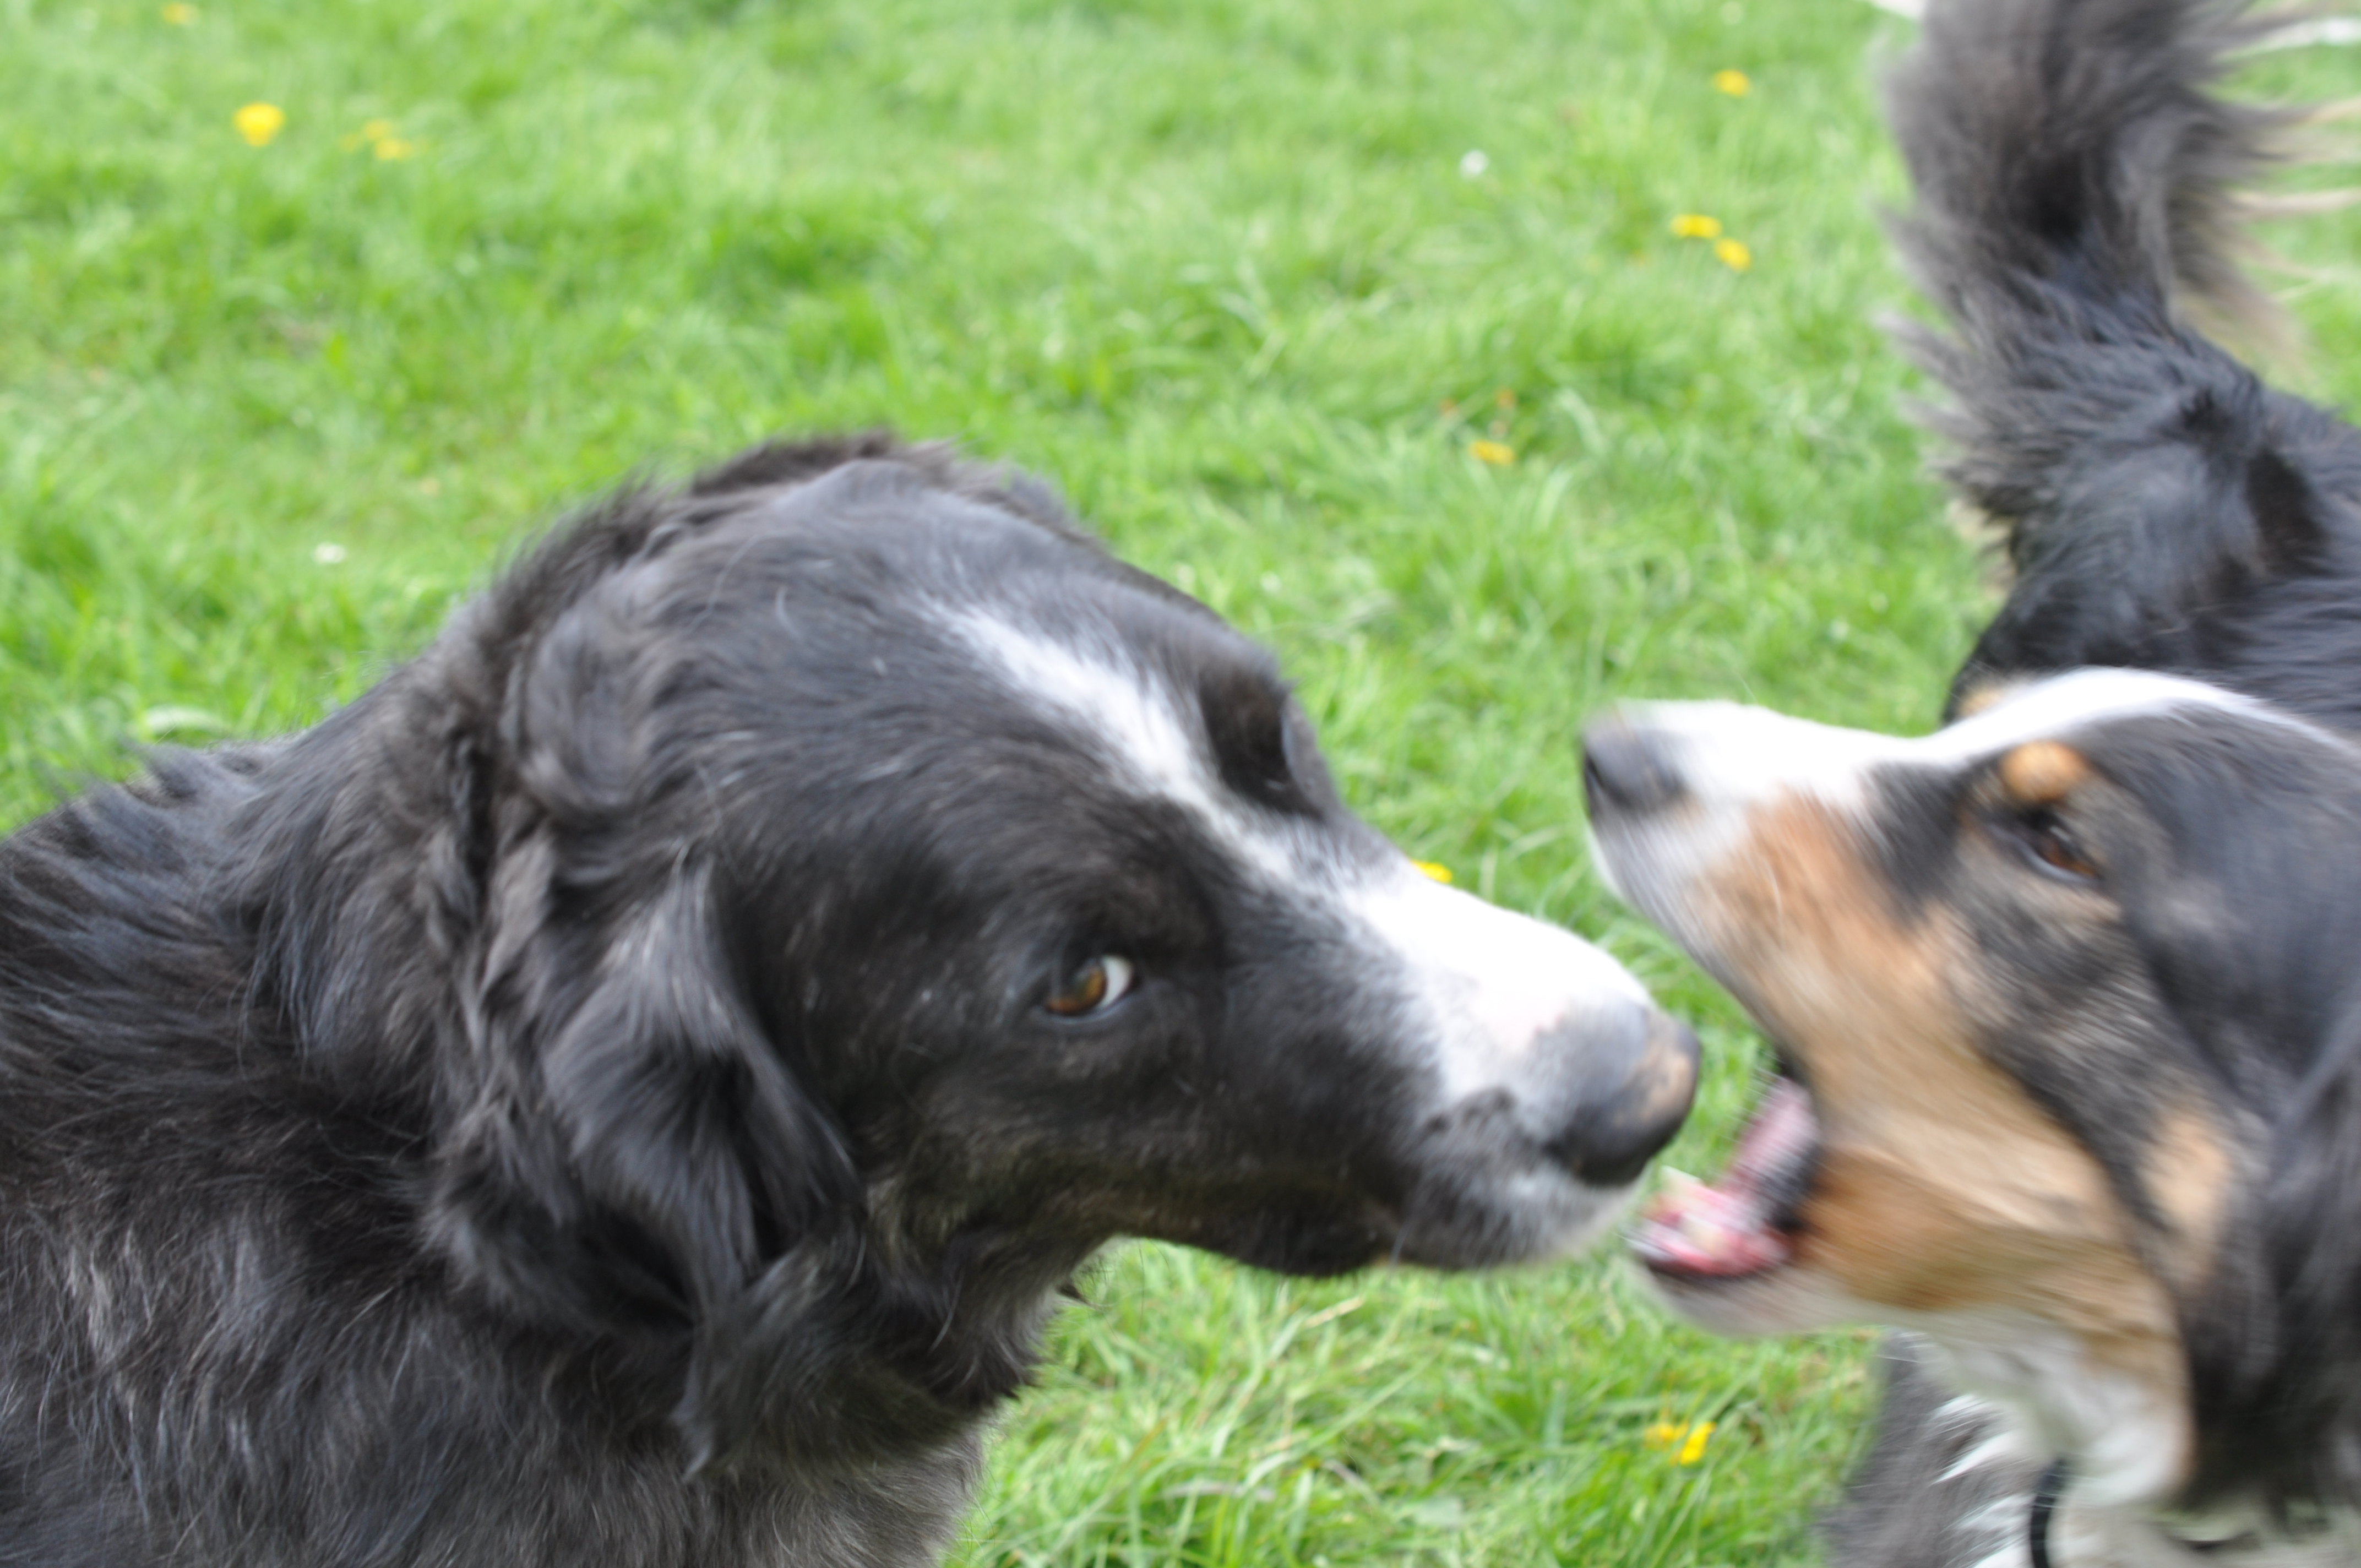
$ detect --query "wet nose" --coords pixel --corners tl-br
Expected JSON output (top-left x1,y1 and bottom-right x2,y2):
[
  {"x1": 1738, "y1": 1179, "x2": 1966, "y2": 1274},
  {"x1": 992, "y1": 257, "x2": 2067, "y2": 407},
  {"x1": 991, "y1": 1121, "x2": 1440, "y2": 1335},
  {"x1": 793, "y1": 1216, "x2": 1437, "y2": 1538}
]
[
  {"x1": 1582, "y1": 717, "x2": 1688, "y2": 818},
  {"x1": 1542, "y1": 1009, "x2": 1700, "y2": 1188}
]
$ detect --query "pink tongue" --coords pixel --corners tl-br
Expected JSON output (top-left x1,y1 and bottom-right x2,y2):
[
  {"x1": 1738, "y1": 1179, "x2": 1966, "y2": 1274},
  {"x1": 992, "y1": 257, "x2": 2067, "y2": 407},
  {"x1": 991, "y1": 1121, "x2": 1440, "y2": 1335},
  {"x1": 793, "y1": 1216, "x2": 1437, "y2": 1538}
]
[{"x1": 1629, "y1": 1079, "x2": 1818, "y2": 1279}]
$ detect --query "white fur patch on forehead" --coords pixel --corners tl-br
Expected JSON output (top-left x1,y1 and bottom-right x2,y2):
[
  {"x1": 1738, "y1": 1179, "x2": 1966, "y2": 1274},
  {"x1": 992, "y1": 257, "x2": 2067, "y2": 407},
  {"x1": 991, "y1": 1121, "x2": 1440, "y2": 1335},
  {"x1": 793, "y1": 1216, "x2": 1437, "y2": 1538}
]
[
  {"x1": 950, "y1": 608, "x2": 1205, "y2": 797},
  {"x1": 945, "y1": 607, "x2": 1292, "y2": 876},
  {"x1": 1622, "y1": 667, "x2": 2352, "y2": 820},
  {"x1": 1928, "y1": 667, "x2": 2355, "y2": 766}
]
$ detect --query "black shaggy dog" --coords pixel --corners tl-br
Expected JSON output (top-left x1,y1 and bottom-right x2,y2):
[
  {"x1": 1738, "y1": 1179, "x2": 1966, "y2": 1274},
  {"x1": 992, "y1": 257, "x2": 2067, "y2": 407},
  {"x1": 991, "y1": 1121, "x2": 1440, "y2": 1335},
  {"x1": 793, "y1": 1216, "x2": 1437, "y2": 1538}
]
[
  {"x1": 0, "y1": 434, "x2": 1701, "y2": 1566},
  {"x1": 1584, "y1": 0, "x2": 2361, "y2": 1563}
]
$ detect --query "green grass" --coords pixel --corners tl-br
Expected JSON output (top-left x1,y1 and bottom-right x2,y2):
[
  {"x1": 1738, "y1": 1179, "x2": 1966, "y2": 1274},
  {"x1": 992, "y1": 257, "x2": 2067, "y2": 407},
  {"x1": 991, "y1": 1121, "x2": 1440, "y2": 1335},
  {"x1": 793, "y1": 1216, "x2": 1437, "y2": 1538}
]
[{"x1": 7, "y1": 0, "x2": 2360, "y2": 1561}]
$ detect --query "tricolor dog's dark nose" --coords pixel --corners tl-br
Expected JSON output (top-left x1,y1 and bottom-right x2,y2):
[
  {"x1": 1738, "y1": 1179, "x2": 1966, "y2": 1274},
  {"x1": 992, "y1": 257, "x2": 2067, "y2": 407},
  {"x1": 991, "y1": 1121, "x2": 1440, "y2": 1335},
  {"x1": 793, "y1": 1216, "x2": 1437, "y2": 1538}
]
[
  {"x1": 1582, "y1": 718, "x2": 1688, "y2": 817},
  {"x1": 1544, "y1": 1009, "x2": 1700, "y2": 1188}
]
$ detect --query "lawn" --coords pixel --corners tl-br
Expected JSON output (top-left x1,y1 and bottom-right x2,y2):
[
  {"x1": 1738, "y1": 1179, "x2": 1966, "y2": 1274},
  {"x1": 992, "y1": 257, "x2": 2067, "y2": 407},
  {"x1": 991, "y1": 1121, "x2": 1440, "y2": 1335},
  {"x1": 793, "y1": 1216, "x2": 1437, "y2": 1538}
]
[{"x1": 6, "y1": 0, "x2": 2358, "y2": 1562}]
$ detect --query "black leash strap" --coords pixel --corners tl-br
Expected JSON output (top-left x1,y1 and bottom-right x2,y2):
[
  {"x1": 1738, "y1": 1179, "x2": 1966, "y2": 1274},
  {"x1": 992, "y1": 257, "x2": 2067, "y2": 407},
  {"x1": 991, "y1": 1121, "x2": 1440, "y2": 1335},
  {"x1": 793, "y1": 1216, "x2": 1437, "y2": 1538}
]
[{"x1": 2028, "y1": 1457, "x2": 2070, "y2": 1568}]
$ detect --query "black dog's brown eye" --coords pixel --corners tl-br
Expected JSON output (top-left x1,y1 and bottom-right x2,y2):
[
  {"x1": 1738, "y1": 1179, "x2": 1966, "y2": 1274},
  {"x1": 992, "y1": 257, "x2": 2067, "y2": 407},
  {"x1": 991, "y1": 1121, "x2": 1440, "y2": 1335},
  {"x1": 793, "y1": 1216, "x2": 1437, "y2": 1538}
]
[
  {"x1": 2017, "y1": 809, "x2": 2099, "y2": 881},
  {"x1": 1044, "y1": 955, "x2": 1135, "y2": 1017}
]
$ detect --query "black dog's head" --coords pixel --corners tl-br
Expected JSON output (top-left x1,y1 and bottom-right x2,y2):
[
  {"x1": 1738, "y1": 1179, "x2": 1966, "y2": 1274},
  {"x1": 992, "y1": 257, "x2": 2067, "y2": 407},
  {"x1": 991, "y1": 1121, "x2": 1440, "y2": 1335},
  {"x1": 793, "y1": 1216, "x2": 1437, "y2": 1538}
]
[
  {"x1": 263, "y1": 437, "x2": 1695, "y2": 1470},
  {"x1": 1584, "y1": 670, "x2": 2361, "y2": 1511}
]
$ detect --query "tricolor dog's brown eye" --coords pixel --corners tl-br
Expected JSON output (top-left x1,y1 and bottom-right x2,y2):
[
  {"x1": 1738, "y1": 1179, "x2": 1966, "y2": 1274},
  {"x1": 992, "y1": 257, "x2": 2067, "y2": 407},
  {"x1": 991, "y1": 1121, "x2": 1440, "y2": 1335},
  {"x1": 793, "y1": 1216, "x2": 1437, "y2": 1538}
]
[
  {"x1": 2014, "y1": 807, "x2": 2101, "y2": 883},
  {"x1": 1990, "y1": 741, "x2": 2100, "y2": 882},
  {"x1": 1044, "y1": 954, "x2": 1136, "y2": 1017}
]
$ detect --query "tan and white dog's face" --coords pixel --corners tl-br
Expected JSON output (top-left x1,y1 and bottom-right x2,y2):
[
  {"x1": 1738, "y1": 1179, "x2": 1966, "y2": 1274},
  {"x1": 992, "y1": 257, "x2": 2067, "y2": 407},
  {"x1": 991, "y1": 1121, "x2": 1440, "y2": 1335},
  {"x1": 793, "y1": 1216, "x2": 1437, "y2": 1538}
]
[{"x1": 1583, "y1": 669, "x2": 2361, "y2": 1510}]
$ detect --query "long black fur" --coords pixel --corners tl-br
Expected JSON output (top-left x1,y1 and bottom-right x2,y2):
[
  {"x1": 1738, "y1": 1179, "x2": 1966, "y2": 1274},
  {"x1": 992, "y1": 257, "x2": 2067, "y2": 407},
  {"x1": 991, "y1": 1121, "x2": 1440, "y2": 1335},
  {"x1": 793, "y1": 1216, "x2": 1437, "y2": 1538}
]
[
  {"x1": 1887, "y1": 0, "x2": 2361, "y2": 732},
  {"x1": 1836, "y1": 0, "x2": 2361, "y2": 1551},
  {"x1": 0, "y1": 437, "x2": 1081, "y2": 1567},
  {"x1": 0, "y1": 433, "x2": 1678, "y2": 1565}
]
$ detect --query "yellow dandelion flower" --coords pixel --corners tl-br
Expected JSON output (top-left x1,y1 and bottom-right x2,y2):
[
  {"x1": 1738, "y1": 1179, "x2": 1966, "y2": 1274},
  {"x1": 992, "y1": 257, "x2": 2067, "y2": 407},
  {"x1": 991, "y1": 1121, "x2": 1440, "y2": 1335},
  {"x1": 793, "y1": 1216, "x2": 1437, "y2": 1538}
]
[
  {"x1": 1713, "y1": 69, "x2": 1750, "y2": 96},
  {"x1": 346, "y1": 121, "x2": 409, "y2": 154},
  {"x1": 1411, "y1": 861, "x2": 1454, "y2": 885},
  {"x1": 1677, "y1": 1420, "x2": 1717, "y2": 1464},
  {"x1": 161, "y1": 2, "x2": 197, "y2": 23},
  {"x1": 1469, "y1": 439, "x2": 1515, "y2": 466},
  {"x1": 233, "y1": 102, "x2": 286, "y2": 147},
  {"x1": 1642, "y1": 1420, "x2": 1685, "y2": 1450},
  {"x1": 1714, "y1": 237, "x2": 1753, "y2": 271},
  {"x1": 1669, "y1": 213, "x2": 1722, "y2": 239}
]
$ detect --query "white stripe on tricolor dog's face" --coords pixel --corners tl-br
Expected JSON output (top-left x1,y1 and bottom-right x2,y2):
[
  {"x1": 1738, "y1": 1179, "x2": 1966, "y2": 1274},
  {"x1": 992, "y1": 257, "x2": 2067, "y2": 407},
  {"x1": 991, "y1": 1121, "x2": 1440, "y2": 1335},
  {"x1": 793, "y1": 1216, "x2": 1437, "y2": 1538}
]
[
  {"x1": 1590, "y1": 668, "x2": 2351, "y2": 914},
  {"x1": 953, "y1": 606, "x2": 1694, "y2": 1264}
]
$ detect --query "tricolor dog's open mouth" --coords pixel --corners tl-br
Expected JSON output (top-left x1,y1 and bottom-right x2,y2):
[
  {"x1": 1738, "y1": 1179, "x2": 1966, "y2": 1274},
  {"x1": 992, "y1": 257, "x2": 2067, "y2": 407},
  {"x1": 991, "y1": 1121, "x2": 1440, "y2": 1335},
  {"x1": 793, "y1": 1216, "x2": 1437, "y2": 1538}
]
[{"x1": 1628, "y1": 1067, "x2": 1820, "y2": 1284}]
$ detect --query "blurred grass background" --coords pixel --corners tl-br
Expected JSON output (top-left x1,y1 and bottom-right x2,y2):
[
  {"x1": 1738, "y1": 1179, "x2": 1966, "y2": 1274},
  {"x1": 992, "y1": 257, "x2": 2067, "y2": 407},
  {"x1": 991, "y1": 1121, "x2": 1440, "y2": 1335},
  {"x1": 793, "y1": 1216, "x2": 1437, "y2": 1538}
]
[{"x1": 5, "y1": 0, "x2": 2357, "y2": 1561}]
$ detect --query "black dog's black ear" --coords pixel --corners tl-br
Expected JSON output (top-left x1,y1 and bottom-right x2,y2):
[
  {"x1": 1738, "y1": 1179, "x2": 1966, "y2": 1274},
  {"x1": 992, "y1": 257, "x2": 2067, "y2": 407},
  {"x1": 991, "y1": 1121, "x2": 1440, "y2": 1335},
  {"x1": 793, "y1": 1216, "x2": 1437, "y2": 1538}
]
[{"x1": 429, "y1": 854, "x2": 859, "y2": 1464}]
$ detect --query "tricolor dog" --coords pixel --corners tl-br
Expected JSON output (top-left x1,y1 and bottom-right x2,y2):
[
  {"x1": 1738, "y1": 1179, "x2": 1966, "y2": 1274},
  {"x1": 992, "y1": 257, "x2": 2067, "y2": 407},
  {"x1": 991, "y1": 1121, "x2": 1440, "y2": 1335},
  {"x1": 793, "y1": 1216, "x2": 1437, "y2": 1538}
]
[{"x1": 1587, "y1": 0, "x2": 2361, "y2": 1561}]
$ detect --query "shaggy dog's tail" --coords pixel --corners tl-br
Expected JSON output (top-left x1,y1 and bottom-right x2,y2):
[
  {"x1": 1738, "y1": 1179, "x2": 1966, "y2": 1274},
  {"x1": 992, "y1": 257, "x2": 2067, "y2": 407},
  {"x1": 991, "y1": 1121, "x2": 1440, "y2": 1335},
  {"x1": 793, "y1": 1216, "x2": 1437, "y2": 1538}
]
[{"x1": 1887, "y1": 0, "x2": 2361, "y2": 713}]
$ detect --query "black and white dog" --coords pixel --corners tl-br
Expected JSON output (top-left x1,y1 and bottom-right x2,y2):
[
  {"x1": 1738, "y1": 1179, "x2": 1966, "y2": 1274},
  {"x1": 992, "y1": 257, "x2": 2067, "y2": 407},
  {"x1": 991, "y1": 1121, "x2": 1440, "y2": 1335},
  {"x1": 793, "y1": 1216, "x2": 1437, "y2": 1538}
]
[
  {"x1": 1585, "y1": 0, "x2": 2361, "y2": 1562},
  {"x1": 0, "y1": 433, "x2": 1698, "y2": 1566}
]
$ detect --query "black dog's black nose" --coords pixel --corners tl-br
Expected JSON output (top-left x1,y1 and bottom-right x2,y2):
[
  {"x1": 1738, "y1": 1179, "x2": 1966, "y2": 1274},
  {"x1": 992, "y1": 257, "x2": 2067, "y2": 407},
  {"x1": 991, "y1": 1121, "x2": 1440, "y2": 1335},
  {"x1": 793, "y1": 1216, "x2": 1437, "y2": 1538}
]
[
  {"x1": 1544, "y1": 1011, "x2": 1700, "y2": 1189},
  {"x1": 1582, "y1": 718, "x2": 1688, "y2": 817}
]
